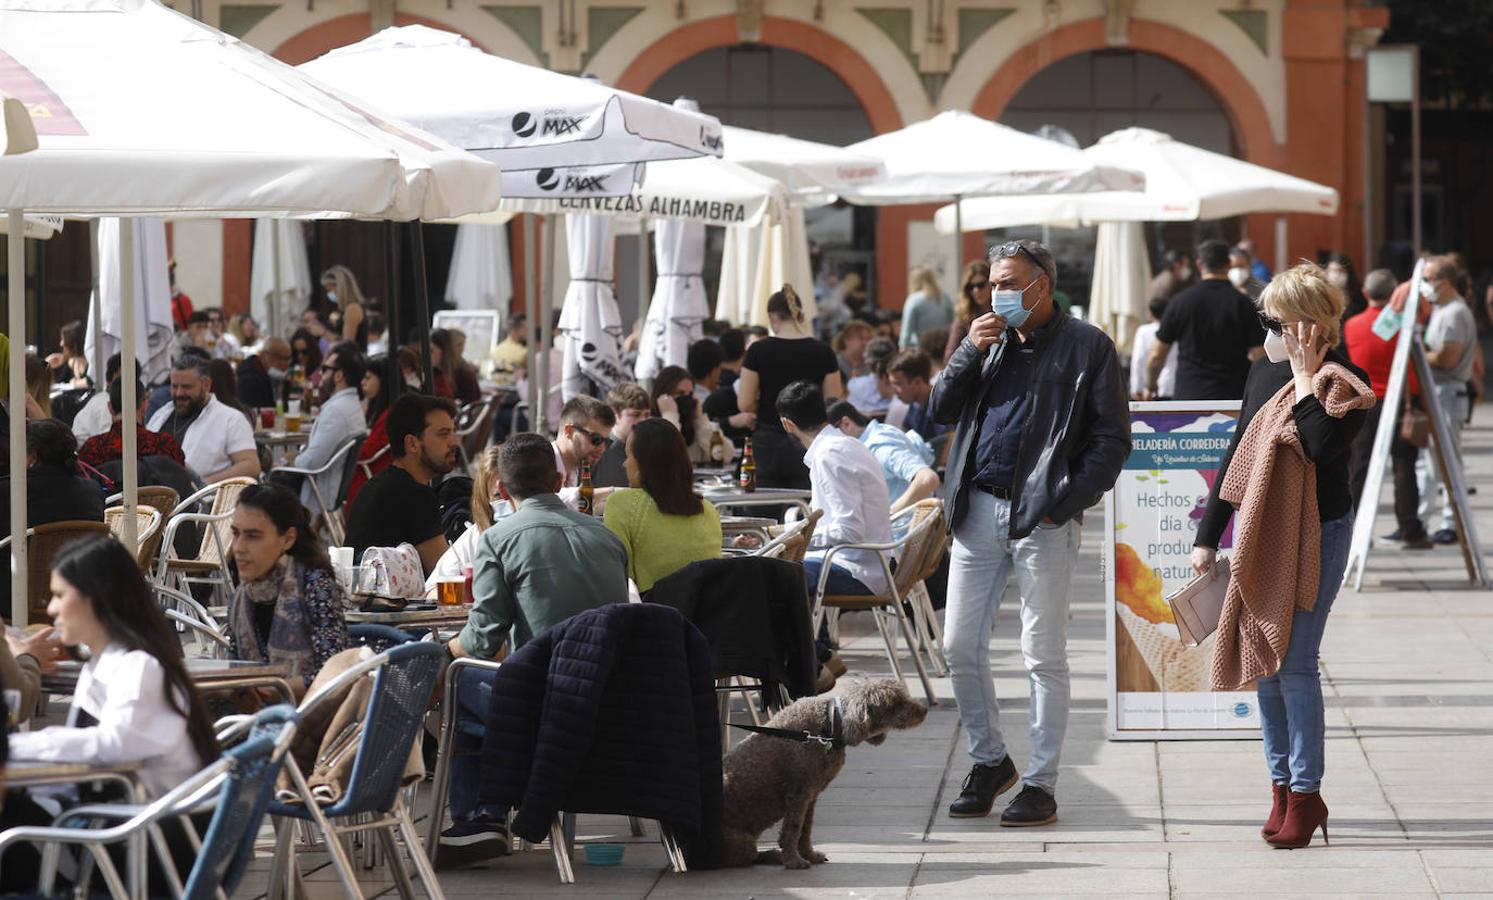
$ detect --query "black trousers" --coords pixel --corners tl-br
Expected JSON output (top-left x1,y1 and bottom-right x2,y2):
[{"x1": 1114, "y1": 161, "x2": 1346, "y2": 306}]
[{"x1": 1347, "y1": 400, "x2": 1425, "y2": 539}]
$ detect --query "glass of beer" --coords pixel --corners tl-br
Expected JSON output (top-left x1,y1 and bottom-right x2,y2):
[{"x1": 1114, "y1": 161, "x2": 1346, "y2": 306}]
[
  {"x1": 285, "y1": 399, "x2": 303, "y2": 433},
  {"x1": 436, "y1": 577, "x2": 465, "y2": 607}
]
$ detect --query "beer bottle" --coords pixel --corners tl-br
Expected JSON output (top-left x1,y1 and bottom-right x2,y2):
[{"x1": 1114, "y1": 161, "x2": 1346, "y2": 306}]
[
  {"x1": 739, "y1": 437, "x2": 756, "y2": 493},
  {"x1": 578, "y1": 458, "x2": 595, "y2": 515}
]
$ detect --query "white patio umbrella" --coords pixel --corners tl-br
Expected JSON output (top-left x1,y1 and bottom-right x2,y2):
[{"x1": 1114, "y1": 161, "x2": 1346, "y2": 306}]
[
  {"x1": 300, "y1": 25, "x2": 724, "y2": 198},
  {"x1": 0, "y1": 0, "x2": 503, "y2": 627},
  {"x1": 250, "y1": 218, "x2": 313, "y2": 339},
  {"x1": 841, "y1": 111, "x2": 1142, "y2": 294},
  {"x1": 717, "y1": 206, "x2": 816, "y2": 328},
  {"x1": 635, "y1": 217, "x2": 707, "y2": 381},
  {"x1": 85, "y1": 217, "x2": 175, "y2": 387},
  {"x1": 721, "y1": 125, "x2": 886, "y2": 207},
  {"x1": 931, "y1": 127, "x2": 1340, "y2": 231},
  {"x1": 558, "y1": 214, "x2": 625, "y2": 400},
  {"x1": 1088, "y1": 221, "x2": 1152, "y2": 354},
  {"x1": 444, "y1": 223, "x2": 514, "y2": 313}
]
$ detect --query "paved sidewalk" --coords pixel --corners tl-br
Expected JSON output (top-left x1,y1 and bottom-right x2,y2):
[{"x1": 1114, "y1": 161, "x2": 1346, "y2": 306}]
[{"x1": 240, "y1": 419, "x2": 1493, "y2": 899}]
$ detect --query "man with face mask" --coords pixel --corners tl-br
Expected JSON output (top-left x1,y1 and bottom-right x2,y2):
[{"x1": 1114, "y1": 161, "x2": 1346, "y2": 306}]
[
  {"x1": 931, "y1": 239, "x2": 1131, "y2": 827},
  {"x1": 1148, "y1": 249, "x2": 1194, "y2": 305},
  {"x1": 146, "y1": 355, "x2": 261, "y2": 483},
  {"x1": 1147, "y1": 239, "x2": 1266, "y2": 401},
  {"x1": 1416, "y1": 255, "x2": 1479, "y2": 544},
  {"x1": 236, "y1": 337, "x2": 291, "y2": 410},
  {"x1": 1229, "y1": 245, "x2": 1267, "y2": 302}
]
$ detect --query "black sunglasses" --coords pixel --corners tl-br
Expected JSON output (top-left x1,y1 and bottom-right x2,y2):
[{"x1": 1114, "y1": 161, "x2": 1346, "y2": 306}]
[
  {"x1": 1258, "y1": 311, "x2": 1284, "y2": 335},
  {"x1": 967, "y1": 280, "x2": 990, "y2": 292},
  {"x1": 575, "y1": 426, "x2": 610, "y2": 448}
]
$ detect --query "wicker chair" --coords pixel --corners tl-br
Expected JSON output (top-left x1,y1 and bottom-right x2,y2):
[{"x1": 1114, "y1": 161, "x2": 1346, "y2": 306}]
[
  {"x1": 104, "y1": 505, "x2": 164, "y2": 569},
  {"x1": 0, "y1": 520, "x2": 112, "y2": 623},
  {"x1": 755, "y1": 509, "x2": 823, "y2": 564},
  {"x1": 156, "y1": 476, "x2": 257, "y2": 602}
]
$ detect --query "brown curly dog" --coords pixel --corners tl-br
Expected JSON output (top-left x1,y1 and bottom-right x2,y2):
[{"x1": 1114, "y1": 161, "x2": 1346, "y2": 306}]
[{"x1": 719, "y1": 678, "x2": 927, "y2": 869}]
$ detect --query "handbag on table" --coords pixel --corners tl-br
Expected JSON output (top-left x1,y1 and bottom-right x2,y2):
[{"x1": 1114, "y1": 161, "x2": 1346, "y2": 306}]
[{"x1": 1166, "y1": 555, "x2": 1231, "y2": 647}]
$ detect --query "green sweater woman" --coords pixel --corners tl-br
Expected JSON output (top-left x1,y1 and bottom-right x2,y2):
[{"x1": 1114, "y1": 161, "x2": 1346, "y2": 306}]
[{"x1": 603, "y1": 418, "x2": 722, "y2": 593}]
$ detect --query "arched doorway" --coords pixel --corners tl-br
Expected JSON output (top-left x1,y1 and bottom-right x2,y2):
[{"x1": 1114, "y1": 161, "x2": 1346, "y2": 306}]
[
  {"x1": 635, "y1": 45, "x2": 880, "y2": 321},
  {"x1": 988, "y1": 49, "x2": 1241, "y2": 313}
]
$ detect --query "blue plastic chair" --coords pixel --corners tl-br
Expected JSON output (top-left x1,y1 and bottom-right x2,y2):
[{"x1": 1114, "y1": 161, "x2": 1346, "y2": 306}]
[
  {"x1": 348, "y1": 622, "x2": 417, "y2": 650},
  {"x1": 267, "y1": 641, "x2": 446, "y2": 900},
  {"x1": 0, "y1": 704, "x2": 298, "y2": 900}
]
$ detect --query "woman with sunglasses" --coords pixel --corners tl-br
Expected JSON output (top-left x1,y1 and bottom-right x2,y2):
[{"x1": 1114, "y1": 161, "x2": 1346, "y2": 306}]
[
  {"x1": 650, "y1": 365, "x2": 732, "y2": 466},
  {"x1": 289, "y1": 327, "x2": 323, "y2": 404},
  {"x1": 1191, "y1": 263, "x2": 1374, "y2": 849},
  {"x1": 943, "y1": 261, "x2": 993, "y2": 366}
]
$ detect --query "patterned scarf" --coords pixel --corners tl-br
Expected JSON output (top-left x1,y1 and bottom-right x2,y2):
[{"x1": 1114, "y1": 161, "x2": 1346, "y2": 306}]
[{"x1": 229, "y1": 558, "x2": 318, "y2": 681}]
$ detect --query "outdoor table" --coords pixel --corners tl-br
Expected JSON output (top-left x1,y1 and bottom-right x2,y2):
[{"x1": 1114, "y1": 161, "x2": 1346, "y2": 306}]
[
  {"x1": 699, "y1": 487, "x2": 814, "y2": 519},
  {"x1": 255, "y1": 429, "x2": 311, "y2": 447},
  {"x1": 42, "y1": 659, "x2": 295, "y2": 705},
  {"x1": 719, "y1": 515, "x2": 777, "y2": 546},
  {"x1": 345, "y1": 603, "x2": 472, "y2": 631},
  {"x1": 3, "y1": 760, "x2": 149, "y2": 898}
]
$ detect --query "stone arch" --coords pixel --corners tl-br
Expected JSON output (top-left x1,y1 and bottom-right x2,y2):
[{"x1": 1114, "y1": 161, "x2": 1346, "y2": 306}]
[{"x1": 269, "y1": 12, "x2": 490, "y2": 65}]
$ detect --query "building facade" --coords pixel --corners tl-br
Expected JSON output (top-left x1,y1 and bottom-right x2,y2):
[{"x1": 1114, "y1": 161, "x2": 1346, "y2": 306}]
[{"x1": 165, "y1": 0, "x2": 1388, "y2": 320}]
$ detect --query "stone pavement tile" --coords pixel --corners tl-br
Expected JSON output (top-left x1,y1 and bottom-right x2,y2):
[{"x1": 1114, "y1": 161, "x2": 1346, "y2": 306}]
[
  {"x1": 1428, "y1": 866, "x2": 1493, "y2": 894},
  {"x1": 1159, "y1": 802, "x2": 1402, "y2": 844},
  {"x1": 927, "y1": 804, "x2": 1163, "y2": 844},
  {"x1": 642, "y1": 853, "x2": 920, "y2": 899},
  {"x1": 1387, "y1": 802, "x2": 1493, "y2": 843},
  {"x1": 1169, "y1": 859, "x2": 1438, "y2": 894},
  {"x1": 907, "y1": 853, "x2": 1168, "y2": 895}
]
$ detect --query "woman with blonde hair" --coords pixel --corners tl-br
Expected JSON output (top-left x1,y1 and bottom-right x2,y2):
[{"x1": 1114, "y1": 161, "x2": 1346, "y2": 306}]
[
  {"x1": 832, "y1": 319, "x2": 874, "y2": 385},
  {"x1": 738, "y1": 284, "x2": 842, "y2": 489},
  {"x1": 944, "y1": 260, "x2": 993, "y2": 365},
  {"x1": 315, "y1": 264, "x2": 368, "y2": 351},
  {"x1": 424, "y1": 445, "x2": 504, "y2": 597},
  {"x1": 1190, "y1": 262, "x2": 1375, "y2": 850},
  {"x1": 899, "y1": 265, "x2": 954, "y2": 350}
]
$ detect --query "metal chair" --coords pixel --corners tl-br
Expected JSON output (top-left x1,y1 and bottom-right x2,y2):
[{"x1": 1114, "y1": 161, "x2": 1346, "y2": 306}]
[
  {"x1": 156, "y1": 582, "x2": 232, "y2": 658},
  {"x1": 890, "y1": 500, "x2": 951, "y2": 677},
  {"x1": 268, "y1": 435, "x2": 365, "y2": 546},
  {"x1": 0, "y1": 704, "x2": 299, "y2": 900},
  {"x1": 808, "y1": 507, "x2": 943, "y2": 706},
  {"x1": 256, "y1": 642, "x2": 447, "y2": 900},
  {"x1": 104, "y1": 505, "x2": 163, "y2": 569},
  {"x1": 754, "y1": 509, "x2": 823, "y2": 563},
  {"x1": 0, "y1": 520, "x2": 112, "y2": 623},
  {"x1": 355, "y1": 442, "x2": 391, "y2": 487},
  {"x1": 155, "y1": 476, "x2": 256, "y2": 603},
  {"x1": 453, "y1": 395, "x2": 499, "y2": 472}
]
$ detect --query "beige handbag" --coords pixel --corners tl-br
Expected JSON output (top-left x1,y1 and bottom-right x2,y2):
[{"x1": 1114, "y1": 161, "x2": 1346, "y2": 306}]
[{"x1": 1166, "y1": 556, "x2": 1231, "y2": 647}]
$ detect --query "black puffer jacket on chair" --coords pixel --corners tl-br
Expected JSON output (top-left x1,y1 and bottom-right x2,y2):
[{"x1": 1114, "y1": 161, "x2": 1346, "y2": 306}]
[{"x1": 477, "y1": 603, "x2": 724, "y2": 868}]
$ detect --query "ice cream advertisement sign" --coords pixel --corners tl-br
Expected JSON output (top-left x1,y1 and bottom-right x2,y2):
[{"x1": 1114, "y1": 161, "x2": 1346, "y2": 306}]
[{"x1": 1105, "y1": 402, "x2": 1257, "y2": 739}]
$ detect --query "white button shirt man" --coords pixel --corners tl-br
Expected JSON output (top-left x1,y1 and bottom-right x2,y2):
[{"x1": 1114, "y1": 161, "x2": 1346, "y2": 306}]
[
  {"x1": 146, "y1": 357, "x2": 261, "y2": 483},
  {"x1": 285, "y1": 345, "x2": 367, "y2": 515},
  {"x1": 777, "y1": 379, "x2": 892, "y2": 596}
]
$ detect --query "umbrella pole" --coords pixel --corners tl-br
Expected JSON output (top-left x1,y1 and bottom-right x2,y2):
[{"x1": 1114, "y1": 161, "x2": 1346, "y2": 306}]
[
  {"x1": 270, "y1": 219, "x2": 282, "y2": 340},
  {"x1": 120, "y1": 219, "x2": 138, "y2": 555},
  {"x1": 636, "y1": 216, "x2": 650, "y2": 342},
  {"x1": 522, "y1": 215, "x2": 538, "y2": 433},
  {"x1": 385, "y1": 221, "x2": 403, "y2": 402},
  {"x1": 953, "y1": 195, "x2": 963, "y2": 293},
  {"x1": 537, "y1": 214, "x2": 555, "y2": 434},
  {"x1": 409, "y1": 222, "x2": 435, "y2": 393},
  {"x1": 8, "y1": 210, "x2": 27, "y2": 625}
]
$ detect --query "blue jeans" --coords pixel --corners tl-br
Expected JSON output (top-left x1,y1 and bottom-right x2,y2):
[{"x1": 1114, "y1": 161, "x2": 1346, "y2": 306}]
[
  {"x1": 802, "y1": 555, "x2": 873, "y2": 596},
  {"x1": 943, "y1": 492, "x2": 1079, "y2": 793},
  {"x1": 1257, "y1": 514, "x2": 1352, "y2": 793},
  {"x1": 450, "y1": 666, "x2": 502, "y2": 823}
]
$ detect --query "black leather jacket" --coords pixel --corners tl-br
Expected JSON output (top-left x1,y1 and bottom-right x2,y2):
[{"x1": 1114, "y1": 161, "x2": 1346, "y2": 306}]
[{"x1": 931, "y1": 314, "x2": 1131, "y2": 539}]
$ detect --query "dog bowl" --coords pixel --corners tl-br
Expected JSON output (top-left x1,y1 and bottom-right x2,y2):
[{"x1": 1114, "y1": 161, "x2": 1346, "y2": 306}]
[{"x1": 583, "y1": 843, "x2": 625, "y2": 866}]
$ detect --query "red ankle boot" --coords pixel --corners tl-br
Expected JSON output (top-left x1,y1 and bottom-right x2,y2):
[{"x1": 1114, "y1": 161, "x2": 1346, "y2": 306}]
[
  {"x1": 1261, "y1": 783, "x2": 1289, "y2": 839},
  {"x1": 1266, "y1": 790, "x2": 1329, "y2": 849}
]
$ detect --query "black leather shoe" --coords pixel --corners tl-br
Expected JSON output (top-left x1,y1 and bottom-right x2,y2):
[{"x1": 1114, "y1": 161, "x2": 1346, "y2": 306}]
[
  {"x1": 1000, "y1": 784, "x2": 1058, "y2": 827},
  {"x1": 948, "y1": 756, "x2": 1019, "y2": 818},
  {"x1": 1431, "y1": 529, "x2": 1458, "y2": 545}
]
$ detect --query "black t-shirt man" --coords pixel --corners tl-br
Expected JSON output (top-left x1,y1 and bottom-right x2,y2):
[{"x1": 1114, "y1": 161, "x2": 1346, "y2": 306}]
[
  {"x1": 1155, "y1": 278, "x2": 1265, "y2": 400},
  {"x1": 346, "y1": 465, "x2": 444, "y2": 562}
]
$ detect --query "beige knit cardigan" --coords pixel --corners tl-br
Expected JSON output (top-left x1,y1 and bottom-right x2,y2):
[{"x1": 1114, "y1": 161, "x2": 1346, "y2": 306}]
[{"x1": 1210, "y1": 363, "x2": 1376, "y2": 691}]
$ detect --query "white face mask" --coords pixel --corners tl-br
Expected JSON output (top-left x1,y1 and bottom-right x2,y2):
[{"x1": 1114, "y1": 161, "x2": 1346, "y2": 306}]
[
  {"x1": 1326, "y1": 270, "x2": 1349, "y2": 289},
  {"x1": 1264, "y1": 329, "x2": 1290, "y2": 364},
  {"x1": 326, "y1": 290, "x2": 338, "y2": 304},
  {"x1": 1228, "y1": 267, "x2": 1251, "y2": 288},
  {"x1": 1418, "y1": 279, "x2": 1437, "y2": 301},
  {"x1": 1177, "y1": 266, "x2": 1193, "y2": 281},
  {"x1": 267, "y1": 366, "x2": 286, "y2": 380}
]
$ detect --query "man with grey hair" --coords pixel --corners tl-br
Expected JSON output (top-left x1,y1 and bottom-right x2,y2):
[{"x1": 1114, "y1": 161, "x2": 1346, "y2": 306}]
[
  {"x1": 1416, "y1": 255, "x2": 1478, "y2": 543},
  {"x1": 931, "y1": 238, "x2": 1130, "y2": 826},
  {"x1": 1343, "y1": 268, "x2": 1429, "y2": 548},
  {"x1": 146, "y1": 354, "x2": 260, "y2": 483}
]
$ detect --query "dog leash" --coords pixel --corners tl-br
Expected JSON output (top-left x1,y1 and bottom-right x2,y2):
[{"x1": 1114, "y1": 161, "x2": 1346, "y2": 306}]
[{"x1": 729, "y1": 697, "x2": 844, "y2": 751}]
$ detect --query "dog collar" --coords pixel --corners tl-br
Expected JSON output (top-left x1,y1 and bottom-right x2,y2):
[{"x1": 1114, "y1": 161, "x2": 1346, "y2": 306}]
[{"x1": 730, "y1": 697, "x2": 846, "y2": 751}]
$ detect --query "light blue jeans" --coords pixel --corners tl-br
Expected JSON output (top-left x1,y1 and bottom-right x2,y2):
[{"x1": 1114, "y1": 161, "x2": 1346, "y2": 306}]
[
  {"x1": 1257, "y1": 514, "x2": 1352, "y2": 793},
  {"x1": 943, "y1": 491, "x2": 1080, "y2": 794}
]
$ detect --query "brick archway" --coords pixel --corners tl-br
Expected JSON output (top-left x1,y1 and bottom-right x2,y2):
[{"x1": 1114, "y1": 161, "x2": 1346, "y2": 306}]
[
  {"x1": 970, "y1": 17, "x2": 1284, "y2": 260},
  {"x1": 615, "y1": 15, "x2": 937, "y2": 308},
  {"x1": 271, "y1": 13, "x2": 488, "y2": 65}
]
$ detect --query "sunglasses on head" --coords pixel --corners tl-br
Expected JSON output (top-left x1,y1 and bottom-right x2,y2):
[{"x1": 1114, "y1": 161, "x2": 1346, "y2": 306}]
[{"x1": 993, "y1": 240, "x2": 1049, "y2": 277}]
